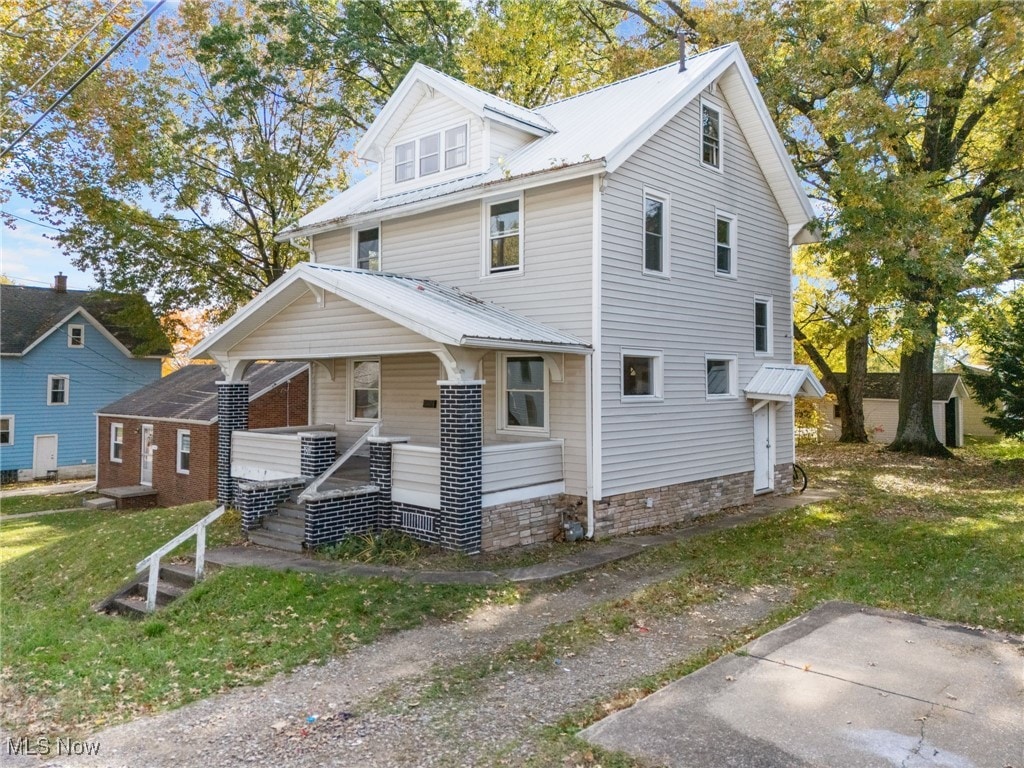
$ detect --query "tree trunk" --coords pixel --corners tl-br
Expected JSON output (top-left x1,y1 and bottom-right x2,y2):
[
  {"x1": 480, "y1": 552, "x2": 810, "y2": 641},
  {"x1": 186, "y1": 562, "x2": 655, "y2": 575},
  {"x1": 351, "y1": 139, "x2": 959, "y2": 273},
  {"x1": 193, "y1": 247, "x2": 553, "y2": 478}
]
[
  {"x1": 837, "y1": 332, "x2": 868, "y2": 442},
  {"x1": 888, "y1": 311, "x2": 952, "y2": 457}
]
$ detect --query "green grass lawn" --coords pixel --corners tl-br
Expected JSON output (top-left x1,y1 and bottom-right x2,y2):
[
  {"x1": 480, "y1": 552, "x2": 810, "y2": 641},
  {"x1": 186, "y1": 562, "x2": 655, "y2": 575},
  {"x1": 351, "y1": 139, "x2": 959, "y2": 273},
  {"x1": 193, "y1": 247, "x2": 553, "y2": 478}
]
[
  {"x1": 0, "y1": 491, "x2": 100, "y2": 517},
  {"x1": 0, "y1": 503, "x2": 504, "y2": 737}
]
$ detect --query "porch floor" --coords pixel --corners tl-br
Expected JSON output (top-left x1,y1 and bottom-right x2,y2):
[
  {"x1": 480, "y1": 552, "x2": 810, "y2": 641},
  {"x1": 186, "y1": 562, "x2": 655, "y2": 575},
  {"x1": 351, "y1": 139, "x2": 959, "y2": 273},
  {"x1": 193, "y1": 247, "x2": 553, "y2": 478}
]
[
  {"x1": 320, "y1": 455, "x2": 370, "y2": 491},
  {"x1": 97, "y1": 485, "x2": 159, "y2": 510}
]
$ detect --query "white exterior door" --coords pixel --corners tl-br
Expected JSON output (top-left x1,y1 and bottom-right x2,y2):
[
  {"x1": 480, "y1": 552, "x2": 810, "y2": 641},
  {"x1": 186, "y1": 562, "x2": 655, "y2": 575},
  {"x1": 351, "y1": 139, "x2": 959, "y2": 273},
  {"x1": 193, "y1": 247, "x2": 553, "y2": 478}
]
[
  {"x1": 33, "y1": 434, "x2": 58, "y2": 478},
  {"x1": 140, "y1": 425, "x2": 154, "y2": 485},
  {"x1": 753, "y1": 405, "x2": 774, "y2": 493}
]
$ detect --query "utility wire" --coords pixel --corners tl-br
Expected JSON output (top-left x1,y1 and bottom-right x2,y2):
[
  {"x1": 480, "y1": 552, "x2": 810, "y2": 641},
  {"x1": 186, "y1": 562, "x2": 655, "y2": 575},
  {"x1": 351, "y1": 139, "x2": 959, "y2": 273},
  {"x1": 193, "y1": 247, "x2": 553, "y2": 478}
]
[
  {"x1": 0, "y1": 0, "x2": 165, "y2": 161},
  {"x1": 1, "y1": 210, "x2": 63, "y2": 231},
  {"x1": 0, "y1": 0, "x2": 127, "y2": 122}
]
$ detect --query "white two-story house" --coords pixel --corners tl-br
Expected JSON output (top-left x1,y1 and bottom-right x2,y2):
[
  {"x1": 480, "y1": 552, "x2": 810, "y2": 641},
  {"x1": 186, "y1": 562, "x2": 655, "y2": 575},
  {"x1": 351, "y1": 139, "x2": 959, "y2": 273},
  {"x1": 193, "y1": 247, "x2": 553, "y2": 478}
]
[{"x1": 192, "y1": 43, "x2": 824, "y2": 554}]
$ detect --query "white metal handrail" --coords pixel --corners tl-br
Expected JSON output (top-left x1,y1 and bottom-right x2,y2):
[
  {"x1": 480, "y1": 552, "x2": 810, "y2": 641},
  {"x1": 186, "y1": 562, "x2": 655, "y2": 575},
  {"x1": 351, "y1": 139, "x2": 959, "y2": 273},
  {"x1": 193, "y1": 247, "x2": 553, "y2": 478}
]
[
  {"x1": 298, "y1": 423, "x2": 379, "y2": 502},
  {"x1": 135, "y1": 504, "x2": 227, "y2": 611}
]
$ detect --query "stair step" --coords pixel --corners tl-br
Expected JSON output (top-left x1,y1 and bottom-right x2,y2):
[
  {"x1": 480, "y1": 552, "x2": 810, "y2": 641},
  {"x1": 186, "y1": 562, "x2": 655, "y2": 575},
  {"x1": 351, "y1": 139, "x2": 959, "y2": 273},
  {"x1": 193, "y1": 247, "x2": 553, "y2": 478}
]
[
  {"x1": 108, "y1": 595, "x2": 149, "y2": 618},
  {"x1": 276, "y1": 502, "x2": 306, "y2": 519},
  {"x1": 159, "y1": 563, "x2": 197, "y2": 589},
  {"x1": 84, "y1": 496, "x2": 115, "y2": 509},
  {"x1": 248, "y1": 528, "x2": 304, "y2": 553},
  {"x1": 128, "y1": 579, "x2": 188, "y2": 606},
  {"x1": 263, "y1": 515, "x2": 305, "y2": 536}
]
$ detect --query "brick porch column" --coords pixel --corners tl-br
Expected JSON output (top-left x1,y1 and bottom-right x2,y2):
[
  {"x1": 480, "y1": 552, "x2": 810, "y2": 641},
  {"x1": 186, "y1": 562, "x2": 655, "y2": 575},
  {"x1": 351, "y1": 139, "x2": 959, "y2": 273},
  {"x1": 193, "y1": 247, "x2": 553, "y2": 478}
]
[
  {"x1": 216, "y1": 381, "x2": 249, "y2": 506},
  {"x1": 299, "y1": 431, "x2": 337, "y2": 478},
  {"x1": 437, "y1": 381, "x2": 483, "y2": 554},
  {"x1": 369, "y1": 436, "x2": 407, "y2": 530}
]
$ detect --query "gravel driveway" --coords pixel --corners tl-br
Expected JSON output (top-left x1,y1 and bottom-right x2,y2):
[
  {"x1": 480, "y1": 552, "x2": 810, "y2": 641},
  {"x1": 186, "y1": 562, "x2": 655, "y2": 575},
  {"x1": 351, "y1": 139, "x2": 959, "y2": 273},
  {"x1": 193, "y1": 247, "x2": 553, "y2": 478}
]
[{"x1": 26, "y1": 561, "x2": 792, "y2": 768}]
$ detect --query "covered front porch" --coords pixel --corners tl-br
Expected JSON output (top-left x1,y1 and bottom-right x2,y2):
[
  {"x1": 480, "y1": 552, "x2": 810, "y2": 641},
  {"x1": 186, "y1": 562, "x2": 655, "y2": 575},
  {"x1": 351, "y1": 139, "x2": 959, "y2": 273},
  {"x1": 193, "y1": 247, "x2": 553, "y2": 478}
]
[{"x1": 191, "y1": 263, "x2": 590, "y2": 554}]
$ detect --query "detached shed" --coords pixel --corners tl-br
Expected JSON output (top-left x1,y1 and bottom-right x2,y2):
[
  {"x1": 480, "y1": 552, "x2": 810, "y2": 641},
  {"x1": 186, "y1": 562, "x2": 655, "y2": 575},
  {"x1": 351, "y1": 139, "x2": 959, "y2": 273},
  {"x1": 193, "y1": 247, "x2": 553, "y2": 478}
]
[
  {"x1": 97, "y1": 363, "x2": 308, "y2": 508},
  {"x1": 817, "y1": 373, "x2": 968, "y2": 447}
]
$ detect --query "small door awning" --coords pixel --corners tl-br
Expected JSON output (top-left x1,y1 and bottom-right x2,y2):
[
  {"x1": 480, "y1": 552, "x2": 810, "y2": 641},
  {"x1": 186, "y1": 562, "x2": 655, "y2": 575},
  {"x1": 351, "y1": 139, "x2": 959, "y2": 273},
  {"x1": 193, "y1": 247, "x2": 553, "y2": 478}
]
[{"x1": 744, "y1": 364, "x2": 826, "y2": 402}]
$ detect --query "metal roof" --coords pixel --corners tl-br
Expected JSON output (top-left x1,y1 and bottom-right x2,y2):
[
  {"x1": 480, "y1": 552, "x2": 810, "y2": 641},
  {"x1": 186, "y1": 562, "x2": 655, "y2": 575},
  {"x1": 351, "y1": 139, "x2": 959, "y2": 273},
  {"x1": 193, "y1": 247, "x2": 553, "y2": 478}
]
[
  {"x1": 287, "y1": 44, "x2": 814, "y2": 242},
  {"x1": 97, "y1": 362, "x2": 308, "y2": 422},
  {"x1": 744, "y1": 364, "x2": 826, "y2": 401},
  {"x1": 191, "y1": 263, "x2": 591, "y2": 360}
]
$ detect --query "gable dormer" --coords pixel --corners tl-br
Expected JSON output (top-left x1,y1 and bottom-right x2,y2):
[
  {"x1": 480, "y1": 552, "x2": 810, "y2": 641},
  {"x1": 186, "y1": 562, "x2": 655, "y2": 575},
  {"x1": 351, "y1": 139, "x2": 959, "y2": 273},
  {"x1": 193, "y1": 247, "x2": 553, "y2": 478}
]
[{"x1": 357, "y1": 63, "x2": 554, "y2": 198}]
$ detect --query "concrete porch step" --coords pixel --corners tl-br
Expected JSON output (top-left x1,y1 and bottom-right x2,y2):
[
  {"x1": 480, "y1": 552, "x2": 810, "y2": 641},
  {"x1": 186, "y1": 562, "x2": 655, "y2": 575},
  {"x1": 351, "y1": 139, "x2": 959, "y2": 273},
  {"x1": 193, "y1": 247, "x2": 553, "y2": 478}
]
[
  {"x1": 276, "y1": 501, "x2": 306, "y2": 520},
  {"x1": 83, "y1": 496, "x2": 115, "y2": 510},
  {"x1": 262, "y1": 515, "x2": 305, "y2": 536},
  {"x1": 248, "y1": 527, "x2": 304, "y2": 553},
  {"x1": 97, "y1": 562, "x2": 212, "y2": 618}
]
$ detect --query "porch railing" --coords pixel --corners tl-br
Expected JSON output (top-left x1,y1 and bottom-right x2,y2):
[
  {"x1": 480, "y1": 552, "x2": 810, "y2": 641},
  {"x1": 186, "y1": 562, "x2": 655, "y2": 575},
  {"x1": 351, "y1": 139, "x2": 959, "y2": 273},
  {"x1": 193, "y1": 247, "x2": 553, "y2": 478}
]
[
  {"x1": 231, "y1": 424, "x2": 334, "y2": 481},
  {"x1": 136, "y1": 504, "x2": 227, "y2": 612},
  {"x1": 298, "y1": 423, "x2": 379, "y2": 501}
]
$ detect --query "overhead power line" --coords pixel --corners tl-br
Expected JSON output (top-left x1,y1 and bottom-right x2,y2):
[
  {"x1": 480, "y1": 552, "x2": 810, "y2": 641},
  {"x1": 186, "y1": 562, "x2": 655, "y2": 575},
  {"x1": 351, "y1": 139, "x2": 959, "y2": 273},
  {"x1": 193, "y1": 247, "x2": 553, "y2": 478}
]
[{"x1": 0, "y1": 0, "x2": 165, "y2": 161}]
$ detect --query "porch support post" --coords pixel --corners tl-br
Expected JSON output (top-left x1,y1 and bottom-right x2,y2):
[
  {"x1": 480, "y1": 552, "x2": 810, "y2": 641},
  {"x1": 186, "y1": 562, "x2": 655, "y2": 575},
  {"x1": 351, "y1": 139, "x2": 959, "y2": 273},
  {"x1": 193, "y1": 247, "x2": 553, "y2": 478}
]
[
  {"x1": 216, "y1": 381, "x2": 249, "y2": 506},
  {"x1": 369, "y1": 436, "x2": 407, "y2": 531},
  {"x1": 437, "y1": 381, "x2": 484, "y2": 554}
]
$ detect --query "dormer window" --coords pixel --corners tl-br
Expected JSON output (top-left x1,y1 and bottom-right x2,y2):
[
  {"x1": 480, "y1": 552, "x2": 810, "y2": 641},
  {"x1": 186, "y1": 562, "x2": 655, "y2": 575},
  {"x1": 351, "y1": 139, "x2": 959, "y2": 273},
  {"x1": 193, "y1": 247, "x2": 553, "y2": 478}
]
[
  {"x1": 445, "y1": 125, "x2": 467, "y2": 169},
  {"x1": 395, "y1": 141, "x2": 415, "y2": 182},
  {"x1": 419, "y1": 133, "x2": 440, "y2": 175}
]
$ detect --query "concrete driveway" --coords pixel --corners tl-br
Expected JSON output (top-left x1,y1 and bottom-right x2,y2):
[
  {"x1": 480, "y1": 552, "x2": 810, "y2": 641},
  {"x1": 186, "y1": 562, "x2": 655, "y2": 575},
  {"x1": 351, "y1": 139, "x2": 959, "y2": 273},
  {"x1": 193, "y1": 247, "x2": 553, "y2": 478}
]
[{"x1": 581, "y1": 602, "x2": 1023, "y2": 767}]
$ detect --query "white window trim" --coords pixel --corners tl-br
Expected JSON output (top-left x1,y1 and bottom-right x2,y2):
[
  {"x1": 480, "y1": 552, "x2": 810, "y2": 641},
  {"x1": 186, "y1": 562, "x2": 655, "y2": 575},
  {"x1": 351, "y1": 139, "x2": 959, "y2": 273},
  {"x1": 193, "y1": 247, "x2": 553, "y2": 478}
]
[
  {"x1": 481, "y1": 192, "x2": 525, "y2": 277},
  {"x1": 641, "y1": 188, "x2": 671, "y2": 278},
  {"x1": 497, "y1": 352, "x2": 549, "y2": 436},
  {"x1": 47, "y1": 374, "x2": 69, "y2": 406},
  {"x1": 705, "y1": 354, "x2": 738, "y2": 400},
  {"x1": 0, "y1": 415, "x2": 14, "y2": 446},
  {"x1": 444, "y1": 122, "x2": 469, "y2": 171},
  {"x1": 714, "y1": 210, "x2": 738, "y2": 278},
  {"x1": 67, "y1": 324, "x2": 85, "y2": 347},
  {"x1": 176, "y1": 429, "x2": 191, "y2": 474},
  {"x1": 110, "y1": 422, "x2": 123, "y2": 463},
  {"x1": 394, "y1": 140, "x2": 416, "y2": 183},
  {"x1": 418, "y1": 132, "x2": 441, "y2": 176},
  {"x1": 347, "y1": 357, "x2": 381, "y2": 424},
  {"x1": 754, "y1": 296, "x2": 773, "y2": 356},
  {"x1": 621, "y1": 349, "x2": 664, "y2": 402},
  {"x1": 700, "y1": 97, "x2": 724, "y2": 172},
  {"x1": 352, "y1": 223, "x2": 382, "y2": 271}
]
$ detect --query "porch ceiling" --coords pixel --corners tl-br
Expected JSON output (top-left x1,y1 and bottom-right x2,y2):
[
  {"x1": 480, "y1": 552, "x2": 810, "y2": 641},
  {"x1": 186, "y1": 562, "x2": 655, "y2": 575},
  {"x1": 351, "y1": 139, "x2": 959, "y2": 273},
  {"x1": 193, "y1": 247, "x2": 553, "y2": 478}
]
[{"x1": 191, "y1": 263, "x2": 591, "y2": 367}]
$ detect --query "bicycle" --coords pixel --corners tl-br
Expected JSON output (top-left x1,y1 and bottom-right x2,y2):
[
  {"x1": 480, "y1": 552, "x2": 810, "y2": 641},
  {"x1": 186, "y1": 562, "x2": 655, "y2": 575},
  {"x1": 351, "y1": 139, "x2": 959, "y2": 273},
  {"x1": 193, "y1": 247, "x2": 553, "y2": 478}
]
[{"x1": 792, "y1": 463, "x2": 808, "y2": 493}]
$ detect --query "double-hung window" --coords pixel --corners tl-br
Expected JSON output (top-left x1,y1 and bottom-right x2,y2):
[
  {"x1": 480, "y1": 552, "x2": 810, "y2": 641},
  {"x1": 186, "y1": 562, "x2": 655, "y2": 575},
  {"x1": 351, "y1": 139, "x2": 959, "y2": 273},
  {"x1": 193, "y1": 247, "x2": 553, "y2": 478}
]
[
  {"x1": 110, "y1": 423, "x2": 123, "y2": 462},
  {"x1": 47, "y1": 375, "x2": 69, "y2": 406},
  {"x1": 622, "y1": 350, "x2": 663, "y2": 400},
  {"x1": 754, "y1": 298, "x2": 772, "y2": 355},
  {"x1": 500, "y1": 354, "x2": 546, "y2": 432},
  {"x1": 444, "y1": 125, "x2": 468, "y2": 169},
  {"x1": 643, "y1": 191, "x2": 669, "y2": 275},
  {"x1": 350, "y1": 359, "x2": 380, "y2": 421},
  {"x1": 356, "y1": 227, "x2": 381, "y2": 271},
  {"x1": 706, "y1": 355, "x2": 737, "y2": 399},
  {"x1": 0, "y1": 416, "x2": 13, "y2": 446},
  {"x1": 395, "y1": 141, "x2": 415, "y2": 182},
  {"x1": 68, "y1": 324, "x2": 85, "y2": 347},
  {"x1": 419, "y1": 133, "x2": 440, "y2": 176},
  {"x1": 486, "y1": 197, "x2": 522, "y2": 274},
  {"x1": 701, "y1": 102, "x2": 721, "y2": 169},
  {"x1": 177, "y1": 430, "x2": 191, "y2": 474},
  {"x1": 715, "y1": 212, "x2": 736, "y2": 276}
]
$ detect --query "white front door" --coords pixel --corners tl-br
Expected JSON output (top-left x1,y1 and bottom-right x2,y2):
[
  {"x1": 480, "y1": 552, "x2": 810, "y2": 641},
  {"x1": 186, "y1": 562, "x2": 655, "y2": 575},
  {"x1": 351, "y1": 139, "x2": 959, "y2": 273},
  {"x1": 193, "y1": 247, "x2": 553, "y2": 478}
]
[
  {"x1": 753, "y1": 405, "x2": 774, "y2": 493},
  {"x1": 33, "y1": 434, "x2": 58, "y2": 478},
  {"x1": 140, "y1": 425, "x2": 154, "y2": 485}
]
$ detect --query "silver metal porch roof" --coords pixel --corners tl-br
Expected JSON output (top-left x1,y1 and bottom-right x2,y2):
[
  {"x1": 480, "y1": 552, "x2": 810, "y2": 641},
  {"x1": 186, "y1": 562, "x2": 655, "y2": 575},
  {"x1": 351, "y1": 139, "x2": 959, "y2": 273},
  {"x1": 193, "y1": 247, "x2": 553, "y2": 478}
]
[
  {"x1": 744, "y1": 364, "x2": 826, "y2": 401},
  {"x1": 192, "y1": 263, "x2": 591, "y2": 358}
]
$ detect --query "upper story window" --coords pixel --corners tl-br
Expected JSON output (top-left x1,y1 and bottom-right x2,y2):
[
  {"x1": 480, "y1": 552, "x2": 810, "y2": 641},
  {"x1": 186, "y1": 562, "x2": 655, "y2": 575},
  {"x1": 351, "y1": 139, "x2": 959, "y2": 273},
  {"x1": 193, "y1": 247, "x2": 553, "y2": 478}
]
[
  {"x1": 0, "y1": 416, "x2": 13, "y2": 446},
  {"x1": 643, "y1": 190, "x2": 669, "y2": 276},
  {"x1": 701, "y1": 102, "x2": 721, "y2": 169},
  {"x1": 394, "y1": 123, "x2": 470, "y2": 184},
  {"x1": 500, "y1": 354, "x2": 546, "y2": 433},
  {"x1": 754, "y1": 298, "x2": 772, "y2": 355},
  {"x1": 622, "y1": 350, "x2": 663, "y2": 401},
  {"x1": 715, "y1": 212, "x2": 737, "y2": 277},
  {"x1": 110, "y1": 422, "x2": 123, "y2": 462},
  {"x1": 350, "y1": 358, "x2": 380, "y2": 421},
  {"x1": 395, "y1": 141, "x2": 416, "y2": 182},
  {"x1": 485, "y1": 196, "x2": 522, "y2": 275},
  {"x1": 419, "y1": 133, "x2": 440, "y2": 176},
  {"x1": 47, "y1": 375, "x2": 69, "y2": 406},
  {"x1": 445, "y1": 125, "x2": 467, "y2": 169},
  {"x1": 356, "y1": 227, "x2": 381, "y2": 271},
  {"x1": 67, "y1": 324, "x2": 85, "y2": 347}
]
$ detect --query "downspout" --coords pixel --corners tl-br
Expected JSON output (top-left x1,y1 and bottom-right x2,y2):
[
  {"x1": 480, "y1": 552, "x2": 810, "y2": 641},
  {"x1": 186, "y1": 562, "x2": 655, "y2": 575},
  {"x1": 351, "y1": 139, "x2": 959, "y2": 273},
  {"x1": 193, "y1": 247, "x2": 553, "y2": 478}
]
[{"x1": 585, "y1": 352, "x2": 595, "y2": 540}]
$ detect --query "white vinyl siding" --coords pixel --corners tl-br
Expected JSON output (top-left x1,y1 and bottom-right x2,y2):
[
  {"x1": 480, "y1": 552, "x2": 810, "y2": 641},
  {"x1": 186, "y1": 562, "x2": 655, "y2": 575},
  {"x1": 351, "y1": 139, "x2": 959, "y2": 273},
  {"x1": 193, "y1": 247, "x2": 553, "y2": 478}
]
[
  {"x1": 488, "y1": 121, "x2": 534, "y2": 165},
  {"x1": 379, "y1": 92, "x2": 482, "y2": 198},
  {"x1": 310, "y1": 227, "x2": 351, "y2": 265},
  {"x1": 600, "y1": 92, "x2": 793, "y2": 496}
]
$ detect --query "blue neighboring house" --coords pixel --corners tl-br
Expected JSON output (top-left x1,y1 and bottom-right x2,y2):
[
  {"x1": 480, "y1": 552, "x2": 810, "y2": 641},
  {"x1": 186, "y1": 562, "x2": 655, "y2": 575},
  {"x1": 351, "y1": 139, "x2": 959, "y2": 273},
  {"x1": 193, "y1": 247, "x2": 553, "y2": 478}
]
[{"x1": 0, "y1": 274, "x2": 170, "y2": 483}]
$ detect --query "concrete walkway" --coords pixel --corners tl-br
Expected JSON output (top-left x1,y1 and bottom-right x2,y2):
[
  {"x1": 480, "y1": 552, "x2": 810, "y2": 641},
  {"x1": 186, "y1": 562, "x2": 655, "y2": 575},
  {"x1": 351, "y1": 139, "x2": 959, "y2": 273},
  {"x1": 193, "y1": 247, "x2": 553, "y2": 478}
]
[
  {"x1": 205, "y1": 488, "x2": 836, "y2": 585},
  {"x1": 0, "y1": 479, "x2": 94, "y2": 498}
]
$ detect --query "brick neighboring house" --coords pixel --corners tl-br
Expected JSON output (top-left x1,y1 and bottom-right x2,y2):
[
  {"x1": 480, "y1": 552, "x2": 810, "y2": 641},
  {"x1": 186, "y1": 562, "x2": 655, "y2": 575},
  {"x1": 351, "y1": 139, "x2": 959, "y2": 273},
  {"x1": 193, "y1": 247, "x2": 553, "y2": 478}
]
[{"x1": 97, "y1": 363, "x2": 308, "y2": 508}]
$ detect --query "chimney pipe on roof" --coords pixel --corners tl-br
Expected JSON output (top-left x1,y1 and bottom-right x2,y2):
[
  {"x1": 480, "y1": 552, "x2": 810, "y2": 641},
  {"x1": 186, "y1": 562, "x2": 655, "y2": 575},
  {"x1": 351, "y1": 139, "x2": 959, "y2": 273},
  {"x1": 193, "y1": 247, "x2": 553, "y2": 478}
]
[
  {"x1": 678, "y1": 30, "x2": 687, "y2": 72},
  {"x1": 54, "y1": 272, "x2": 67, "y2": 293}
]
